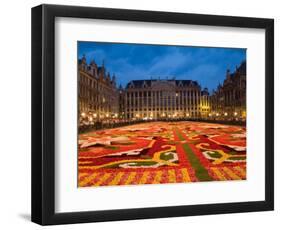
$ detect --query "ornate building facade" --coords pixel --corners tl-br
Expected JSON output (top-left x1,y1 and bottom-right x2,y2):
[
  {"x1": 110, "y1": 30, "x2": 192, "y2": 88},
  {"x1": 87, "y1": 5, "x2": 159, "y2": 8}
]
[
  {"x1": 78, "y1": 56, "x2": 246, "y2": 125},
  {"x1": 210, "y1": 61, "x2": 246, "y2": 120},
  {"x1": 122, "y1": 79, "x2": 208, "y2": 120},
  {"x1": 200, "y1": 87, "x2": 211, "y2": 118},
  {"x1": 78, "y1": 56, "x2": 119, "y2": 123}
]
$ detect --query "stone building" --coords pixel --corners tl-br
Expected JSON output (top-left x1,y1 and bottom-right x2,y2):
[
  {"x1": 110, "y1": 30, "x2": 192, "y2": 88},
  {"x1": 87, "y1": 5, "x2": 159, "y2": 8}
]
[
  {"x1": 210, "y1": 61, "x2": 246, "y2": 120},
  {"x1": 200, "y1": 87, "x2": 211, "y2": 118},
  {"x1": 123, "y1": 79, "x2": 205, "y2": 120},
  {"x1": 78, "y1": 56, "x2": 119, "y2": 123},
  {"x1": 78, "y1": 55, "x2": 245, "y2": 124},
  {"x1": 118, "y1": 85, "x2": 126, "y2": 120}
]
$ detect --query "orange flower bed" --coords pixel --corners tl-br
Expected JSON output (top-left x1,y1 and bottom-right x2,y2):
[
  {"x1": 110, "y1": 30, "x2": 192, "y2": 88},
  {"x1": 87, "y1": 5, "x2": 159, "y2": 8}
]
[{"x1": 78, "y1": 121, "x2": 246, "y2": 187}]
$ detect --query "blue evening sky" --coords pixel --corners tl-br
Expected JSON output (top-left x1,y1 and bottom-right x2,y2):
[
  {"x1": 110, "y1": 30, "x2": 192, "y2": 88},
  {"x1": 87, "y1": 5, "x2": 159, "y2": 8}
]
[{"x1": 78, "y1": 41, "x2": 246, "y2": 92}]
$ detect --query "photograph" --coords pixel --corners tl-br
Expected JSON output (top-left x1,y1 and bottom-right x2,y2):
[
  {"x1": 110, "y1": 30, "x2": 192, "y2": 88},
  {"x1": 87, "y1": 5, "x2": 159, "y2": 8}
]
[
  {"x1": 29, "y1": 3, "x2": 274, "y2": 226},
  {"x1": 77, "y1": 42, "x2": 247, "y2": 187}
]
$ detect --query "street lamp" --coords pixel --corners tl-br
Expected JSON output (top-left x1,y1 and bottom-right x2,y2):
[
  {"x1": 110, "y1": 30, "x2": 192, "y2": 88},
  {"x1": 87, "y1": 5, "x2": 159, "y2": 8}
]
[{"x1": 224, "y1": 112, "x2": 228, "y2": 116}]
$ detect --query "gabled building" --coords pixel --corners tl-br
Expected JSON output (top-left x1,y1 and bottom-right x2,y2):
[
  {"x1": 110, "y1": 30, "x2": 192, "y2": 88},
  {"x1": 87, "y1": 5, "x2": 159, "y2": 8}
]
[
  {"x1": 78, "y1": 56, "x2": 119, "y2": 123},
  {"x1": 210, "y1": 61, "x2": 246, "y2": 120},
  {"x1": 200, "y1": 87, "x2": 211, "y2": 118}
]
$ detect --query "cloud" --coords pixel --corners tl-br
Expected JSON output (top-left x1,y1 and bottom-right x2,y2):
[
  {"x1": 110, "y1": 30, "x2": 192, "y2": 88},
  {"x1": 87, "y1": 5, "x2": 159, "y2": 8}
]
[
  {"x1": 147, "y1": 48, "x2": 192, "y2": 75},
  {"x1": 83, "y1": 49, "x2": 107, "y2": 64},
  {"x1": 178, "y1": 64, "x2": 222, "y2": 90},
  {"x1": 78, "y1": 42, "x2": 246, "y2": 91},
  {"x1": 108, "y1": 48, "x2": 194, "y2": 82}
]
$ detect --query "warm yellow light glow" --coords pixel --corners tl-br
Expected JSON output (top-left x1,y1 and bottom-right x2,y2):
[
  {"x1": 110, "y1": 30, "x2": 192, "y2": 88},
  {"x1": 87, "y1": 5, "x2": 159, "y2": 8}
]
[
  {"x1": 224, "y1": 112, "x2": 228, "y2": 116},
  {"x1": 106, "y1": 113, "x2": 109, "y2": 118},
  {"x1": 208, "y1": 113, "x2": 212, "y2": 117},
  {"x1": 176, "y1": 93, "x2": 178, "y2": 97},
  {"x1": 81, "y1": 112, "x2": 86, "y2": 117},
  {"x1": 216, "y1": 113, "x2": 219, "y2": 116},
  {"x1": 93, "y1": 113, "x2": 97, "y2": 118},
  {"x1": 234, "y1": 112, "x2": 238, "y2": 116},
  {"x1": 89, "y1": 117, "x2": 93, "y2": 122},
  {"x1": 186, "y1": 113, "x2": 190, "y2": 117}
]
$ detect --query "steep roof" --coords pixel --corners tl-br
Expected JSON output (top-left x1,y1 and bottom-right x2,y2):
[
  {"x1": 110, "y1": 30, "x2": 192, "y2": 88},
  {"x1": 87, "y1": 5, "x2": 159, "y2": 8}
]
[
  {"x1": 125, "y1": 79, "x2": 199, "y2": 89},
  {"x1": 237, "y1": 61, "x2": 246, "y2": 75}
]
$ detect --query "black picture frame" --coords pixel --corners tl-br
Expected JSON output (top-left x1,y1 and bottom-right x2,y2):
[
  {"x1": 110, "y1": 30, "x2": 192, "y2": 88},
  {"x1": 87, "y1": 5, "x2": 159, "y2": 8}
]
[{"x1": 31, "y1": 4, "x2": 274, "y2": 225}]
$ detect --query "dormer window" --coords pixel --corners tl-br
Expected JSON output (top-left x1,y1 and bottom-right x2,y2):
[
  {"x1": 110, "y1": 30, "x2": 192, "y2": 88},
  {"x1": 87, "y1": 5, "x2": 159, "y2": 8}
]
[{"x1": 143, "y1": 81, "x2": 147, "y2": 88}]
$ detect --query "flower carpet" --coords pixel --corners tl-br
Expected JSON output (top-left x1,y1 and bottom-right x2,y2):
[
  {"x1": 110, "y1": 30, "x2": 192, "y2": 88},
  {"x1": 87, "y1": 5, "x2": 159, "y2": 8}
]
[{"x1": 78, "y1": 121, "x2": 246, "y2": 187}]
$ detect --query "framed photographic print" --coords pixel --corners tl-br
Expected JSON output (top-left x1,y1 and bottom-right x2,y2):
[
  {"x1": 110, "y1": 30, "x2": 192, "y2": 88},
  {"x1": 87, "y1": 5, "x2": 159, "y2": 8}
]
[{"x1": 31, "y1": 4, "x2": 274, "y2": 225}]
